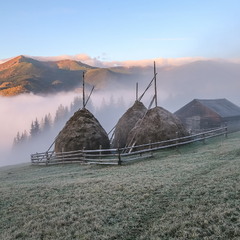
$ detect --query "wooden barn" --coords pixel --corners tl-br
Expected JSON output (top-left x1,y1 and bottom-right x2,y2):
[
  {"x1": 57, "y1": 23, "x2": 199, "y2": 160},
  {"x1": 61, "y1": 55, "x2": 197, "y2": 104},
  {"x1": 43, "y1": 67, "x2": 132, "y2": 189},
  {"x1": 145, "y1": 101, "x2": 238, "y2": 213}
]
[{"x1": 174, "y1": 99, "x2": 240, "y2": 133}]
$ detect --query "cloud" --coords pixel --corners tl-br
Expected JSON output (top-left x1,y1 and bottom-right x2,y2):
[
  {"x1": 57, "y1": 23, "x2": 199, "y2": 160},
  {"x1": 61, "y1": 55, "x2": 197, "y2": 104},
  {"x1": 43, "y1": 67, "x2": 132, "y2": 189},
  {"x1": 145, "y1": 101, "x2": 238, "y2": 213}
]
[
  {"x1": 26, "y1": 54, "x2": 208, "y2": 67},
  {"x1": 1, "y1": 58, "x2": 240, "y2": 167},
  {"x1": 0, "y1": 90, "x2": 135, "y2": 166},
  {"x1": 103, "y1": 57, "x2": 206, "y2": 67},
  {"x1": 27, "y1": 54, "x2": 106, "y2": 67},
  {"x1": 1, "y1": 54, "x2": 240, "y2": 68},
  {"x1": 28, "y1": 55, "x2": 240, "y2": 68},
  {"x1": 0, "y1": 92, "x2": 79, "y2": 150},
  {"x1": 0, "y1": 54, "x2": 205, "y2": 67}
]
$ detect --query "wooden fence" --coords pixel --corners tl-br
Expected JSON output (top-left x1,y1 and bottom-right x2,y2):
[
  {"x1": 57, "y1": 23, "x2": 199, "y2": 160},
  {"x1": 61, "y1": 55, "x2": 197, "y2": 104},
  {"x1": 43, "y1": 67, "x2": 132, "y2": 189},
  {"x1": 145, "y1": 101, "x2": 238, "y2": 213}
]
[{"x1": 31, "y1": 126, "x2": 227, "y2": 166}]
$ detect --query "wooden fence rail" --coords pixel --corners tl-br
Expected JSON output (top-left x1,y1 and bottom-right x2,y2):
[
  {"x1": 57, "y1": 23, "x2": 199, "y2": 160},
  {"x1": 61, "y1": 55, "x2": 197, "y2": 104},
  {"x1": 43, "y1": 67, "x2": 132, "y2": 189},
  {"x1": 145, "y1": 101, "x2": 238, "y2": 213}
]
[{"x1": 31, "y1": 126, "x2": 227, "y2": 166}]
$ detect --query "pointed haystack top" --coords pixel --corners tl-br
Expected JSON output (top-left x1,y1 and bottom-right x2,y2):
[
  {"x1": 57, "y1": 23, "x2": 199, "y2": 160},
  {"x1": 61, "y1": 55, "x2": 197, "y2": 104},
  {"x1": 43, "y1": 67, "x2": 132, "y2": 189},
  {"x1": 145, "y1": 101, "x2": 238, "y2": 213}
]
[
  {"x1": 55, "y1": 108, "x2": 110, "y2": 152},
  {"x1": 112, "y1": 101, "x2": 147, "y2": 148},
  {"x1": 126, "y1": 106, "x2": 188, "y2": 147}
]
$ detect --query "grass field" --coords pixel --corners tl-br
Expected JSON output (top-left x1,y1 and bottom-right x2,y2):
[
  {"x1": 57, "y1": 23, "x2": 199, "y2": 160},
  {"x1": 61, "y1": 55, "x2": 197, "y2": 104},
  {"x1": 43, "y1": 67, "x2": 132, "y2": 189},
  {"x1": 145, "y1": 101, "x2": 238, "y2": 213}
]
[{"x1": 1, "y1": 133, "x2": 240, "y2": 239}]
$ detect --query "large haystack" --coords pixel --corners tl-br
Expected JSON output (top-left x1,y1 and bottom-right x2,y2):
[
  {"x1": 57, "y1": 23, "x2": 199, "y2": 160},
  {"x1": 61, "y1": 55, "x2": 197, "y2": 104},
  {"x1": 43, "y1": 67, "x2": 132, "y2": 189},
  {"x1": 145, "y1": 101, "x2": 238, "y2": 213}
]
[
  {"x1": 55, "y1": 108, "x2": 110, "y2": 152},
  {"x1": 112, "y1": 101, "x2": 147, "y2": 148},
  {"x1": 126, "y1": 106, "x2": 188, "y2": 147}
]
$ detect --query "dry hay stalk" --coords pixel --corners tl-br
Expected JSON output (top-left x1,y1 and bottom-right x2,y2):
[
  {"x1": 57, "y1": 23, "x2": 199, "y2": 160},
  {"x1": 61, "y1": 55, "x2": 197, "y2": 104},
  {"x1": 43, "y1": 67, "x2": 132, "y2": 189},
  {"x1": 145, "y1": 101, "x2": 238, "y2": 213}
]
[
  {"x1": 55, "y1": 108, "x2": 110, "y2": 152},
  {"x1": 126, "y1": 106, "x2": 189, "y2": 148},
  {"x1": 112, "y1": 101, "x2": 147, "y2": 148}
]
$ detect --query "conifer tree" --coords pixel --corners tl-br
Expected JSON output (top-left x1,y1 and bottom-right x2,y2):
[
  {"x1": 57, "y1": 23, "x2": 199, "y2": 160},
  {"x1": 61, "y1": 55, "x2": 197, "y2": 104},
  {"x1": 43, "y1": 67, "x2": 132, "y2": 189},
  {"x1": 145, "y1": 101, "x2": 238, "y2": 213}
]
[
  {"x1": 42, "y1": 113, "x2": 52, "y2": 132},
  {"x1": 20, "y1": 130, "x2": 28, "y2": 142},
  {"x1": 13, "y1": 131, "x2": 21, "y2": 146},
  {"x1": 54, "y1": 104, "x2": 69, "y2": 124},
  {"x1": 30, "y1": 118, "x2": 40, "y2": 138},
  {"x1": 13, "y1": 130, "x2": 28, "y2": 147},
  {"x1": 70, "y1": 96, "x2": 82, "y2": 114}
]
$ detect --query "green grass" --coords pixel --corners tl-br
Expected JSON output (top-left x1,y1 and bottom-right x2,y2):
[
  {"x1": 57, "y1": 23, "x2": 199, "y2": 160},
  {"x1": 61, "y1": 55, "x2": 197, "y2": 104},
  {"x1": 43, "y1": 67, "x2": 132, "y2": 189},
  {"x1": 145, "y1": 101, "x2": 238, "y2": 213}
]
[{"x1": 1, "y1": 133, "x2": 240, "y2": 239}]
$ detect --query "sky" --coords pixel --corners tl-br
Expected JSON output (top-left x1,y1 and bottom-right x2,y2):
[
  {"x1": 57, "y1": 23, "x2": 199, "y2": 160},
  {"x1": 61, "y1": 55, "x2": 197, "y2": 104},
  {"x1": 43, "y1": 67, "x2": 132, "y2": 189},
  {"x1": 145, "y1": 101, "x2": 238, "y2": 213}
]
[{"x1": 1, "y1": 0, "x2": 240, "y2": 62}]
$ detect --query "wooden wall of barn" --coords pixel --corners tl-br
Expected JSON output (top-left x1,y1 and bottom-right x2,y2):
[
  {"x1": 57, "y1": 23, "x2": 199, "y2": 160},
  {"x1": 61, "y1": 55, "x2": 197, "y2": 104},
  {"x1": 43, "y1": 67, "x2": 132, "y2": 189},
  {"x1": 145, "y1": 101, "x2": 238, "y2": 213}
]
[
  {"x1": 175, "y1": 100, "x2": 222, "y2": 133},
  {"x1": 224, "y1": 117, "x2": 240, "y2": 132}
]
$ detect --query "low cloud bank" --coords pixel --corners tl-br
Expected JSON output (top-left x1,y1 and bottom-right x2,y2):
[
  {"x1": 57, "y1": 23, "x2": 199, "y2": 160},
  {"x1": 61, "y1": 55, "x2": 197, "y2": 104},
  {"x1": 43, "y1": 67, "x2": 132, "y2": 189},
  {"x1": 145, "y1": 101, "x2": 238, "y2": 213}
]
[
  {"x1": 1, "y1": 59, "x2": 240, "y2": 167},
  {"x1": 30, "y1": 54, "x2": 240, "y2": 68},
  {"x1": 31, "y1": 54, "x2": 207, "y2": 67},
  {"x1": 0, "y1": 92, "x2": 79, "y2": 149},
  {"x1": 2, "y1": 54, "x2": 240, "y2": 68},
  {"x1": 0, "y1": 89, "x2": 138, "y2": 167}
]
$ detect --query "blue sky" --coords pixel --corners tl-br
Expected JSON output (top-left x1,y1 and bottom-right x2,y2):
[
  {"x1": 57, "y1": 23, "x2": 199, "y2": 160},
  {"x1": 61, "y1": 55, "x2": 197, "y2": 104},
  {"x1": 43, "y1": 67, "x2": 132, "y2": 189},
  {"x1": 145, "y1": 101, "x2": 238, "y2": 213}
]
[{"x1": 1, "y1": 0, "x2": 240, "y2": 61}]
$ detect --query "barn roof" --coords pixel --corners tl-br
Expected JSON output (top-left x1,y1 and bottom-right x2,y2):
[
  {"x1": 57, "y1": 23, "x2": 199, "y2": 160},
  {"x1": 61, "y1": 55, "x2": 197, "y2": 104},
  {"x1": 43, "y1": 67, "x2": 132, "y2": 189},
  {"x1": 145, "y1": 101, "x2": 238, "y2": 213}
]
[{"x1": 196, "y1": 98, "x2": 240, "y2": 118}]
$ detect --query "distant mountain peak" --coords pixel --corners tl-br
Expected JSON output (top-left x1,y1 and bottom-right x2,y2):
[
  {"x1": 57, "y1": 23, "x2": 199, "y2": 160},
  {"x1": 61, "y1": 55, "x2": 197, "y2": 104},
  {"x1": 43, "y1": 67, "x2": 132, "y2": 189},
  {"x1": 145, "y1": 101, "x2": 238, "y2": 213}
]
[
  {"x1": 0, "y1": 55, "x2": 45, "y2": 72},
  {"x1": 52, "y1": 58, "x2": 95, "y2": 71},
  {"x1": 11, "y1": 55, "x2": 32, "y2": 63},
  {"x1": 1, "y1": 55, "x2": 240, "y2": 102},
  {"x1": 0, "y1": 55, "x2": 25, "y2": 71}
]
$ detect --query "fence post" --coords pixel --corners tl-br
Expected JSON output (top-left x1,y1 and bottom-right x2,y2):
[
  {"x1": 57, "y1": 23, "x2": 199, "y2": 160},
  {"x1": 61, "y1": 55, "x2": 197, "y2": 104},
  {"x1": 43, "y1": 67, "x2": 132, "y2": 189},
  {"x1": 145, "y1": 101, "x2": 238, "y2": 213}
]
[
  {"x1": 175, "y1": 132, "x2": 179, "y2": 149},
  {"x1": 61, "y1": 148, "x2": 64, "y2": 162},
  {"x1": 99, "y1": 145, "x2": 102, "y2": 160},
  {"x1": 149, "y1": 140, "x2": 153, "y2": 157},
  {"x1": 82, "y1": 147, "x2": 86, "y2": 163},
  {"x1": 202, "y1": 133, "x2": 206, "y2": 144},
  {"x1": 36, "y1": 152, "x2": 38, "y2": 163},
  {"x1": 117, "y1": 148, "x2": 122, "y2": 165},
  {"x1": 46, "y1": 152, "x2": 49, "y2": 166},
  {"x1": 224, "y1": 123, "x2": 228, "y2": 138}
]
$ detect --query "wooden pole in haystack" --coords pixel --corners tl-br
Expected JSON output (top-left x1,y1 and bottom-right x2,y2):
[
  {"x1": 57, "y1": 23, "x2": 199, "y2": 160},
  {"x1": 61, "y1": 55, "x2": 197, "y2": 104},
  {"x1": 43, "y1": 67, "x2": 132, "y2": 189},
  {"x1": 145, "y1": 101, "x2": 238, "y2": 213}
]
[
  {"x1": 136, "y1": 82, "x2": 138, "y2": 101},
  {"x1": 82, "y1": 71, "x2": 86, "y2": 109},
  {"x1": 154, "y1": 61, "x2": 157, "y2": 107}
]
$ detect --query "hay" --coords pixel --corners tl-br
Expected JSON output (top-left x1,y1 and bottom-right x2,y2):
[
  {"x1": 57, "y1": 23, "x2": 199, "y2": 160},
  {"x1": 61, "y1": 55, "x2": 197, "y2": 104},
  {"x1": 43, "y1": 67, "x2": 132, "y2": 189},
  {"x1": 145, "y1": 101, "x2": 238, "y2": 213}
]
[
  {"x1": 126, "y1": 106, "x2": 188, "y2": 147},
  {"x1": 112, "y1": 101, "x2": 147, "y2": 148},
  {"x1": 55, "y1": 108, "x2": 110, "y2": 152}
]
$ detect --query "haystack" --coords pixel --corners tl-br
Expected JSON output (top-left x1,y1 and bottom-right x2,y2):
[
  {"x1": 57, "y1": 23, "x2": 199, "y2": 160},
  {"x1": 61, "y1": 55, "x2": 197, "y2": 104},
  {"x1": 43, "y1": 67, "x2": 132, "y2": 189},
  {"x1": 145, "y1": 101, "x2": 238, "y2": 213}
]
[
  {"x1": 126, "y1": 106, "x2": 188, "y2": 147},
  {"x1": 112, "y1": 101, "x2": 147, "y2": 148},
  {"x1": 55, "y1": 108, "x2": 110, "y2": 152}
]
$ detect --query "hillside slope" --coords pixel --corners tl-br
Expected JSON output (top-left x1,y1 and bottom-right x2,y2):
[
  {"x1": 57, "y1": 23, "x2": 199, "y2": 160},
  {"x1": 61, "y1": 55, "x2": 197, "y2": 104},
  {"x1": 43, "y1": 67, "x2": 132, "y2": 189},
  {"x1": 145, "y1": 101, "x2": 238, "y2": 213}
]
[
  {"x1": 1, "y1": 56, "x2": 240, "y2": 112},
  {"x1": 1, "y1": 133, "x2": 240, "y2": 239},
  {"x1": 0, "y1": 56, "x2": 147, "y2": 96},
  {"x1": 0, "y1": 56, "x2": 88, "y2": 95}
]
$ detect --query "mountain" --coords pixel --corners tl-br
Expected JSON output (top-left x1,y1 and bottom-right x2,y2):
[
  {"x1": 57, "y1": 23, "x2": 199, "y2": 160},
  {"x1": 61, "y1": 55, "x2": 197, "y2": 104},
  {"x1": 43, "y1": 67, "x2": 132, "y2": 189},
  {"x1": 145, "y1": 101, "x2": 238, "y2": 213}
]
[
  {"x1": 1, "y1": 55, "x2": 240, "y2": 112},
  {"x1": 0, "y1": 55, "x2": 146, "y2": 96},
  {"x1": 0, "y1": 56, "x2": 93, "y2": 96}
]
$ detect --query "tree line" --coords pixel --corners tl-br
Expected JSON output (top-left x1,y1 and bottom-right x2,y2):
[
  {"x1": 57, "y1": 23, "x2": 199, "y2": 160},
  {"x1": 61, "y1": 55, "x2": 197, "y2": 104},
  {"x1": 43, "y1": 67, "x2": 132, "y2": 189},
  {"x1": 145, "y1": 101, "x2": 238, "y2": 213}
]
[
  {"x1": 13, "y1": 96, "x2": 83, "y2": 147},
  {"x1": 12, "y1": 94, "x2": 127, "y2": 149}
]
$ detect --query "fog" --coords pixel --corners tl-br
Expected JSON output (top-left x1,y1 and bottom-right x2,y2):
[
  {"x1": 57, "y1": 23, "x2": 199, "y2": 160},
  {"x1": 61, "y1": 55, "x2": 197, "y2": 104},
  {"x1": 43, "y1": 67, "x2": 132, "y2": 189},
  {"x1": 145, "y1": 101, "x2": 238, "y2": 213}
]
[
  {"x1": 0, "y1": 83, "x2": 170, "y2": 167},
  {"x1": 0, "y1": 92, "x2": 80, "y2": 166},
  {"x1": 1, "y1": 60, "x2": 240, "y2": 167},
  {"x1": 0, "y1": 90, "x2": 134, "y2": 166}
]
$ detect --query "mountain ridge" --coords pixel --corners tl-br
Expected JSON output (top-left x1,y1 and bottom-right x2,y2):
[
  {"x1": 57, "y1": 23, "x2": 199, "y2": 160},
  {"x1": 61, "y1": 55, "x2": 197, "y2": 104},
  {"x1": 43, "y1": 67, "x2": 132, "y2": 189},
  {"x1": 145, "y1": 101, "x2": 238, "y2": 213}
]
[
  {"x1": 0, "y1": 56, "x2": 120, "y2": 96},
  {"x1": 0, "y1": 55, "x2": 157, "y2": 96},
  {"x1": 1, "y1": 55, "x2": 240, "y2": 107}
]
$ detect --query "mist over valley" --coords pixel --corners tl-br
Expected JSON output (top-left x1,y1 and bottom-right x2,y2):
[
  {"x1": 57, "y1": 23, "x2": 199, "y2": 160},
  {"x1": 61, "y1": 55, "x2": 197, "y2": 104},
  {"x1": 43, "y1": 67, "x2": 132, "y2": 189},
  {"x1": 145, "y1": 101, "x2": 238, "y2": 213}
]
[{"x1": 1, "y1": 56, "x2": 240, "y2": 166}]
